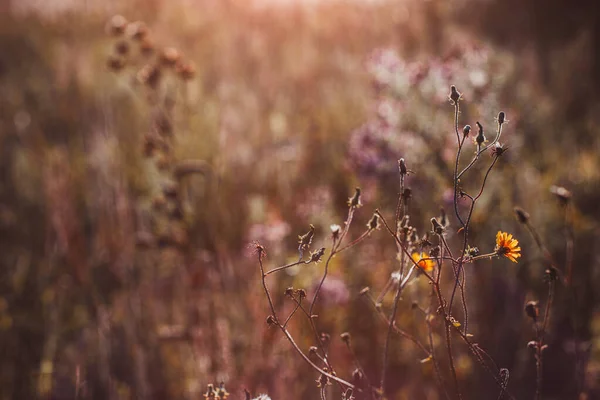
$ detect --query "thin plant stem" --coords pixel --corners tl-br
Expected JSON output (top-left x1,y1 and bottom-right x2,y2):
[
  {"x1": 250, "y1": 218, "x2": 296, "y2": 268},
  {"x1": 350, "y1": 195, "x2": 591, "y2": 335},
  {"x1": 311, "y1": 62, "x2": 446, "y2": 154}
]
[{"x1": 257, "y1": 253, "x2": 355, "y2": 389}]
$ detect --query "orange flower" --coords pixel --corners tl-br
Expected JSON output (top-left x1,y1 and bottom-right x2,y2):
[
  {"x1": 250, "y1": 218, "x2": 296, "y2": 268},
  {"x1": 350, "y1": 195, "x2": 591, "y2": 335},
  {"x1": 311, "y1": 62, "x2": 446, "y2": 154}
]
[
  {"x1": 412, "y1": 252, "x2": 434, "y2": 272},
  {"x1": 495, "y1": 231, "x2": 521, "y2": 263}
]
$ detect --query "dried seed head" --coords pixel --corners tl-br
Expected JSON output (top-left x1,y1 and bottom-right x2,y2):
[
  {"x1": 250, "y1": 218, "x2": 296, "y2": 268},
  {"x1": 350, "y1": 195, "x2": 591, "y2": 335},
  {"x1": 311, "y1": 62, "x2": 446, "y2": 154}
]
[
  {"x1": 398, "y1": 158, "x2": 407, "y2": 175},
  {"x1": 330, "y1": 224, "x2": 341, "y2": 241},
  {"x1": 266, "y1": 315, "x2": 276, "y2": 326},
  {"x1": 525, "y1": 301, "x2": 539, "y2": 321},
  {"x1": 492, "y1": 142, "x2": 507, "y2": 157},
  {"x1": 205, "y1": 383, "x2": 216, "y2": 397},
  {"x1": 127, "y1": 21, "x2": 149, "y2": 40},
  {"x1": 114, "y1": 40, "x2": 130, "y2": 56},
  {"x1": 430, "y1": 246, "x2": 440, "y2": 258},
  {"x1": 160, "y1": 47, "x2": 181, "y2": 67},
  {"x1": 348, "y1": 187, "x2": 362, "y2": 208},
  {"x1": 431, "y1": 217, "x2": 443, "y2": 235},
  {"x1": 514, "y1": 207, "x2": 530, "y2": 224},
  {"x1": 106, "y1": 56, "x2": 126, "y2": 71},
  {"x1": 298, "y1": 224, "x2": 315, "y2": 249},
  {"x1": 176, "y1": 60, "x2": 196, "y2": 80},
  {"x1": 550, "y1": 185, "x2": 572, "y2": 205},
  {"x1": 352, "y1": 369, "x2": 363, "y2": 384},
  {"x1": 217, "y1": 382, "x2": 229, "y2": 399},
  {"x1": 107, "y1": 15, "x2": 128, "y2": 36},
  {"x1": 309, "y1": 346, "x2": 318, "y2": 355},
  {"x1": 137, "y1": 64, "x2": 161, "y2": 89},
  {"x1": 544, "y1": 267, "x2": 558, "y2": 282},
  {"x1": 285, "y1": 287, "x2": 295, "y2": 298},
  {"x1": 340, "y1": 332, "x2": 351, "y2": 344},
  {"x1": 297, "y1": 289, "x2": 307, "y2": 299},
  {"x1": 463, "y1": 124, "x2": 471, "y2": 137},
  {"x1": 527, "y1": 340, "x2": 538, "y2": 350},
  {"x1": 139, "y1": 37, "x2": 155, "y2": 56},
  {"x1": 309, "y1": 247, "x2": 326, "y2": 263},
  {"x1": 497, "y1": 111, "x2": 506, "y2": 125},
  {"x1": 367, "y1": 213, "x2": 380, "y2": 230},
  {"x1": 449, "y1": 85, "x2": 462, "y2": 104},
  {"x1": 475, "y1": 121, "x2": 486, "y2": 147}
]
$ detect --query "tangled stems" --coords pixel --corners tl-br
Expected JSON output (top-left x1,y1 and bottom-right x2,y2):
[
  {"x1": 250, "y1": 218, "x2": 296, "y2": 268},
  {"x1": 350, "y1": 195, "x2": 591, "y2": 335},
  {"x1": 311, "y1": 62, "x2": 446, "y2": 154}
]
[{"x1": 257, "y1": 250, "x2": 355, "y2": 390}]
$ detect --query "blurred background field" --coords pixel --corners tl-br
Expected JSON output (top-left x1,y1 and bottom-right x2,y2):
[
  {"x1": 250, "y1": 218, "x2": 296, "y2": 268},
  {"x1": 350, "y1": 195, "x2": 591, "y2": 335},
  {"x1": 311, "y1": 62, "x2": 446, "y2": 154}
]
[{"x1": 1, "y1": 0, "x2": 600, "y2": 399}]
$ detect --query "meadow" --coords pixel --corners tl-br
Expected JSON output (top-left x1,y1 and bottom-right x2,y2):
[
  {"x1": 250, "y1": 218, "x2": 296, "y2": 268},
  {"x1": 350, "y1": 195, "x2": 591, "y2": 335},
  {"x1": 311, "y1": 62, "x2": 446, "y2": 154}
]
[{"x1": 0, "y1": 0, "x2": 599, "y2": 399}]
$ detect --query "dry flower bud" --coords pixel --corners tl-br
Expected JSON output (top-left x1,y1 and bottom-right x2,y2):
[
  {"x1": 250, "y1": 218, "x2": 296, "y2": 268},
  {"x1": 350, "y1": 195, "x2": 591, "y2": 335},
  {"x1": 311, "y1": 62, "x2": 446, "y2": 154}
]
[
  {"x1": 106, "y1": 56, "x2": 126, "y2": 71},
  {"x1": 348, "y1": 187, "x2": 362, "y2": 208},
  {"x1": 309, "y1": 346, "x2": 318, "y2": 355},
  {"x1": 497, "y1": 111, "x2": 506, "y2": 125},
  {"x1": 139, "y1": 37, "x2": 155, "y2": 56},
  {"x1": 544, "y1": 267, "x2": 558, "y2": 282},
  {"x1": 367, "y1": 214, "x2": 380, "y2": 230},
  {"x1": 449, "y1": 85, "x2": 462, "y2": 104},
  {"x1": 127, "y1": 21, "x2": 149, "y2": 40},
  {"x1": 527, "y1": 340, "x2": 538, "y2": 350},
  {"x1": 525, "y1": 301, "x2": 539, "y2": 321},
  {"x1": 176, "y1": 60, "x2": 196, "y2": 80},
  {"x1": 330, "y1": 224, "x2": 341, "y2": 241},
  {"x1": 137, "y1": 64, "x2": 161, "y2": 88},
  {"x1": 266, "y1": 315, "x2": 276, "y2": 326},
  {"x1": 106, "y1": 15, "x2": 128, "y2": 36},
  {"x1": 431, "y1": 217, "x2": 443, "y2": 235},
  {"x1": 359, "y1": 287, "x2": 370, "y2": 296},
  {"x1": 398, "y1": 158, "x2": 407, "y2": 175},
  {"x1": 114, "y1": 40, "x2": 130, "y2": 56},
  {"x1": 309, "y1": 247, "x2": 326, "y2": 263},
  {"x1": 514, "y1": 207, "x2": 530, "y2": 224},
  {"x1": 160, "y1": 47, "x2": 181, "y2": 67},
  {"x1": 463, "y1": 124, "x2": 471, "y2": 137},
  {"x1": 340, "y1": 332, "x2": 351, "y2": 344},
  {"x1": 550, "y1": 185, "x2": 572, "y2": 205},
  {"x1": 285, "y1": 287, "x2": 295, "y2": 297},
  {"x1": 475, "y1": 121, "x2": 486, "y2": 147},
  {"x1": 320, "y1": 332, "x2": 330, "y2": 343},
  {"x1": 298, "y1": 224, "x2": 315, "y2": 249}
]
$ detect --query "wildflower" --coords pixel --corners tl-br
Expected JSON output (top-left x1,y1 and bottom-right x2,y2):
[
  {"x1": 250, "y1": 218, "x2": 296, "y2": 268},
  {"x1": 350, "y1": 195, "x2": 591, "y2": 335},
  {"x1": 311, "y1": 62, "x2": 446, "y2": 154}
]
[
  {"x1": 412, "y1": 252, "x2": 434, "y2": 272},
  {"x1": 495, "y1": 231, "x2": 521, "y2": 263}
]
